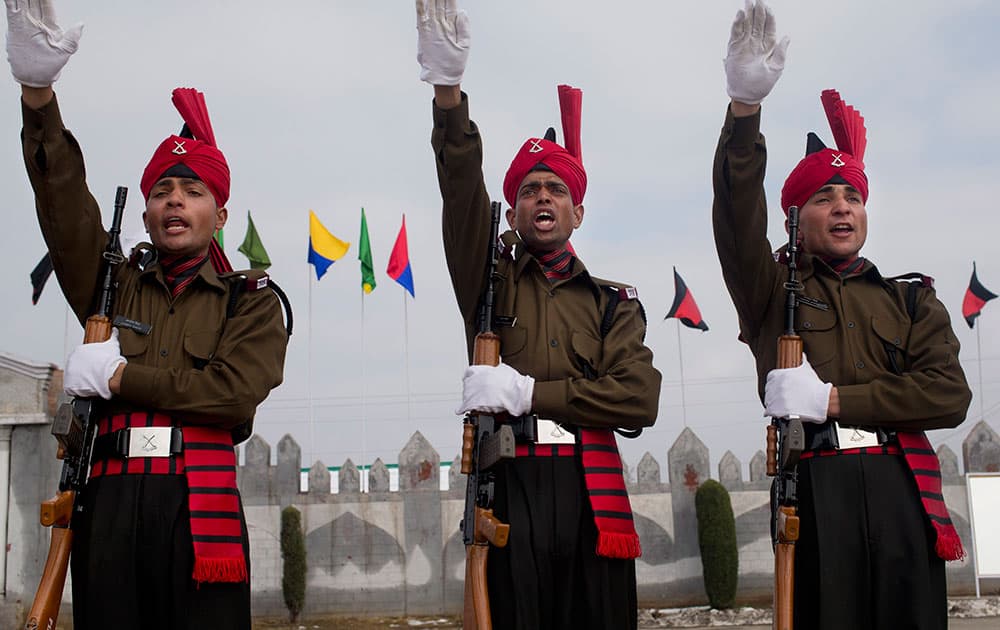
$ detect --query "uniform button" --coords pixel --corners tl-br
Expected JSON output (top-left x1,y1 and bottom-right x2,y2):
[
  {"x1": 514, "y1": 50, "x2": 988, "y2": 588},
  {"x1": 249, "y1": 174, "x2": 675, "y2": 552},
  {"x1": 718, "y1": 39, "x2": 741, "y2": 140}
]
[
  {"x1": 550, "y1": 339, "x2": 558, "y2": 347},
  {"x1": 893, "y1": 338, "x2": 901, "y2": 345},
  {"x1": 847, "y1": 321, "x2": 855, "y2": 328},
  {"x1": 160, "y1": 349, "x2": 168, "y2": 357},
  {"x1": 802, "y1": 322, "x2": 812, "y2": 329},
  {"x1": 169, "y1": 307, "x2": 175, "y2": 314},
  {"x1": 856, "y1": 361, "x2": 865, "y2": 369}
]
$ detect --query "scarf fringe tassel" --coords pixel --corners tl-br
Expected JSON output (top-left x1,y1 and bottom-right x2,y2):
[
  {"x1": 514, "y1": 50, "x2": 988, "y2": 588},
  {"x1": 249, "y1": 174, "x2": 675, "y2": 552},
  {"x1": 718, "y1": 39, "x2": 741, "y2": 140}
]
[
  {"x1": 193, "y1": 557, "x2": 248, "y2": 584},
  {"x1": 935, "y1": 530, "x2": 966, "y2": 562},
  {"x1": 596, "y1": 531, "x2": 642, "y2": 560}
]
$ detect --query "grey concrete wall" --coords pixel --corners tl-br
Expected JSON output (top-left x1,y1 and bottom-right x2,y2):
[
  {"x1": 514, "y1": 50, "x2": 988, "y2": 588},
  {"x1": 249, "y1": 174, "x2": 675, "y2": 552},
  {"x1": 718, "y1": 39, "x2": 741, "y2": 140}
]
[{"x1": 237, "y1": 421, "x2": 999, "y2": 616}]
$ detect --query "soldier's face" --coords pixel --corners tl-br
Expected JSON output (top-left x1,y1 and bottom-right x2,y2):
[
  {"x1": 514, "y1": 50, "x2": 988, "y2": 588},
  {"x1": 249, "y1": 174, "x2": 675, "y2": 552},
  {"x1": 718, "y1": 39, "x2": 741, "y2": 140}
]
[
  {"x1": 794, "y1": 184, "x2": 868, "y2": 260},
  {"x1": 506, "y1": 171, "x2": 584, "y2": 252},
  {"x1": 143, "y1": 177, "x2": 227, "y2": 258}
]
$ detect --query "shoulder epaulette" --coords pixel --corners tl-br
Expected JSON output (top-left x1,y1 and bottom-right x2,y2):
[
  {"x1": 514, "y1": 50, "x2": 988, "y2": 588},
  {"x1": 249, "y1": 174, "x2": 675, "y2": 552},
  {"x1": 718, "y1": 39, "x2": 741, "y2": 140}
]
[
  {"x1": 220, "y1": 269, "x2": 271, "y2": 292},
  {"x1": 220, "y1": 270, "x2": 293, "y2": 337},
  {"x1": 886, "y1": 271, "x2": 935, "y2": 289}
]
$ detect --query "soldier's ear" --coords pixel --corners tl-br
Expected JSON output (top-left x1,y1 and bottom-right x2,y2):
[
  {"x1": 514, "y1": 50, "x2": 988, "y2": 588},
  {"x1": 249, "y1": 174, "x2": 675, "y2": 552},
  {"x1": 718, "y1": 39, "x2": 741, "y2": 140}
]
[
  {"x1": 216, "y1": 206, "x2": 228, "y2": 231},
  {"x1": 505, "y1": 206, "x2": 516, "y2": 229},
  {"x1": 142, "y1": 211, "x2": 149, "y2": 232},
  {"x1": 573, "y1": 204, "x2": 584, "y2": 228}
]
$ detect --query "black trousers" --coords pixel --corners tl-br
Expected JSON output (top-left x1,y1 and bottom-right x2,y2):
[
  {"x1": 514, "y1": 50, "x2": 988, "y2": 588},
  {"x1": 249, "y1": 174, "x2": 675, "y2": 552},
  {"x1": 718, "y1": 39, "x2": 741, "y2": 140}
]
[
  {"x1": 71, "y1": 474, "x2": 251, "y2": 630},
  {"x1": 486, "y1": 456, "x2": 637, "y2": 630},
  {"x1": 793, "y1": 453, "x2": 947, "y2": 630}
]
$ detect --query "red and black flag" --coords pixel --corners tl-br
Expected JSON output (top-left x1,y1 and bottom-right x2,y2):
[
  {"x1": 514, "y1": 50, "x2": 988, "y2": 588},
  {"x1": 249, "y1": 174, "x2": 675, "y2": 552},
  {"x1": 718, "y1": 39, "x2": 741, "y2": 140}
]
[
  {"x1": 30, "y1": 252, "x2": 53, "y2": 305},
  {"x1": 962, "y1": 262, "x2": 996, "y2": 329},
  {"x1": 665, "y1": 267, "x2": 708, "y2": 331}
]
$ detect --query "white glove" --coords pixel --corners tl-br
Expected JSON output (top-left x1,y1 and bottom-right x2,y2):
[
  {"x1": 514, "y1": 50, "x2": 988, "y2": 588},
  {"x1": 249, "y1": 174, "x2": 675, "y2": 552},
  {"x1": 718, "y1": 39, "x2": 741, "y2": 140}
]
[
  {"x1": 5, "y1": 0, "x2": 82, "y2": 87},
  {"x1": 763, "y1": 355, "x2": 831, "y2": 424},
  {"x1": 64, "y1": 328, "x2": 126, "y2": 400},
  {"x1": 723, "y1": 0, "x2": 789, "y2": 106},
  {"x1": 457, "y1": 362, "x2": 534, "y2": 416},
  {"x1": 416, "y1": 0, "x2": 470, "y2": 86}
]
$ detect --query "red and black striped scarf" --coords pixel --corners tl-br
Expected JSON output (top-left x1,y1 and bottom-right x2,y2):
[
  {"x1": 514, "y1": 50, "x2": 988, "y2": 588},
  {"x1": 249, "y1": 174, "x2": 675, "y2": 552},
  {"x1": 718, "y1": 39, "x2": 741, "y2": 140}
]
[
  {"x1": 159, "y1": 254, "x2": 208, "y2": 297},
  {"x1": 515, "y1": 432, "x2": 641, "y2": 559},
  {"x1": 90, "y1": 413, "x2": 247, "y2": 582},
  {"x1": 896, "y1": 431, "x2": 965, "y2": 561},
  {"x1": 800, "y1": 434, "x2": 964, "y2": 561},
  {"x1": 536, "y1": 247, "x2": 574, "y2": 282}
]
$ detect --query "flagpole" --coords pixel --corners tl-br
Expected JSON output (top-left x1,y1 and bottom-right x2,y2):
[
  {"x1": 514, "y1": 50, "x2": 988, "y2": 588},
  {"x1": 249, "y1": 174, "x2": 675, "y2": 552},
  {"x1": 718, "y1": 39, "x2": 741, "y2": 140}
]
[
  {"x1": 361, "y1": 290, "x2": 368, "y2": 492},
  {"x1": 977, "y1": 323, "x2": 985, "y2": 421},
  {"x1": 403, "y1": 292, "x2": 412, "y2": 423},
  {"x1": 675, "y1": 319, "x2": 688, "y2": 428},
  {"x1": 308, "y1": 265, "x2": 315, "y2": 470}
]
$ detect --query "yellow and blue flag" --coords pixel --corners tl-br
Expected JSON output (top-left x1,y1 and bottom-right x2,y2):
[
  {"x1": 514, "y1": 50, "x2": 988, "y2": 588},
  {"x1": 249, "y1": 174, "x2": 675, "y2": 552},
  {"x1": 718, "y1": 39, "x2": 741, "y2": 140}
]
[{"x1": 308, "y1": 210, "x2": 349, "y2": 280}]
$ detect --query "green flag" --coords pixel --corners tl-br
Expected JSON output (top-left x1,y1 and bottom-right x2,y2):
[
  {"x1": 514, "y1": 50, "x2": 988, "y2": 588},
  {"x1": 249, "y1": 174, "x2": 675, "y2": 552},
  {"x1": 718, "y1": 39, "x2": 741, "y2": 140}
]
[
  {"x1": 238, "y1": 211, "x2": 272, "y2": 270},
  {"x1": 214, "y1": 228, "x2": 224, "y2": 249},
  {"x1": 358, "y1": 208, "x2": 376, "y2": 293}
]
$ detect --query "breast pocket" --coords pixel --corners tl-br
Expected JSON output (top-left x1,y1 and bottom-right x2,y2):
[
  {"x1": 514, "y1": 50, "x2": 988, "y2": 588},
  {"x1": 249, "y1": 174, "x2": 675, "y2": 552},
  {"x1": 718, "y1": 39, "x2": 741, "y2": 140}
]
[
  {"x1": 118, "y1": 328, "x2": 150, "y2": 362},
  {"x1": 497, "y1": 324, "x2": 527, "y2": 361},
  {"x1": 798, "y1": 307, "x2": 838, "y2": 369},
  {"x1": 871, "y1": 315, "x2": 910, "y2": 372},
  {"x1": 184, "y1": 329, "x2": 221, "y2": 370}
]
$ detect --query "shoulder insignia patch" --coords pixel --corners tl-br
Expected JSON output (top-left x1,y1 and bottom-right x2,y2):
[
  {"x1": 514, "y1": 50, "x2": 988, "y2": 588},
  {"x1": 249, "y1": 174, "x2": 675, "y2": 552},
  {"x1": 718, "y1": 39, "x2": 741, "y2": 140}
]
[{"x1": 618, "y1": 286, "x2": 638, "y2": 300}]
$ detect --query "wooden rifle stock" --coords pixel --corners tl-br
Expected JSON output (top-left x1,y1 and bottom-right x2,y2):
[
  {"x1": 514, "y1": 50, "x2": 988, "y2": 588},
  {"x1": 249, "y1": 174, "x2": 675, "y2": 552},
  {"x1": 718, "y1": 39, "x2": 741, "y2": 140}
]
[
  {"x1": 771, "y1": 335, "x2": 802, "y2": 630},
  {"x1": 25, "y1": 187, "x2": 128, "y2": 630}
]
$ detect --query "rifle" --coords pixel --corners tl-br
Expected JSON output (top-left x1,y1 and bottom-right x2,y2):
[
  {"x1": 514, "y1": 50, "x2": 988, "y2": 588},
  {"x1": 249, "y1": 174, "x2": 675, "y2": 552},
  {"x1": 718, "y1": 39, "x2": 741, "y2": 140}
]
[
  {"x1": 767, "y1": 205, "x2": 806, "y2": 630},
  {"x1": 461, "y1": 201, "x2": 516, "y2": 630},
  {"x1": 25, "y1": 187, "x2": 130, "y2": 630}
]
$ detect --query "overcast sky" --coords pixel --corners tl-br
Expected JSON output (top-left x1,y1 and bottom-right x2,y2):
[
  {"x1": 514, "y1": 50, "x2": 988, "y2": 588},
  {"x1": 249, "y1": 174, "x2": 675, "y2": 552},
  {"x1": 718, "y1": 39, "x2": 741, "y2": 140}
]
[{"x1": 2, "y1": 0, "x2": 999, "y2": 479}]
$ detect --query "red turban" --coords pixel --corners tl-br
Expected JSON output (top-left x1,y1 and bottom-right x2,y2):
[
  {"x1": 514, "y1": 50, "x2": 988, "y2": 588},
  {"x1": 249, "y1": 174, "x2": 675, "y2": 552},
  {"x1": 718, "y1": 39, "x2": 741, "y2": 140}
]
[
  {"x1": 780, "y1": 148, "x2": 868, "y2": 213},
  {"x1": 780, "y1": 89, "x2": 869, "y2": 214},
  {"x1": 502, "y1": 85, "x2": 587, "y2": 208},
  {"x1": 140, "y1": 88, "x2": 231, "y2": 208}
]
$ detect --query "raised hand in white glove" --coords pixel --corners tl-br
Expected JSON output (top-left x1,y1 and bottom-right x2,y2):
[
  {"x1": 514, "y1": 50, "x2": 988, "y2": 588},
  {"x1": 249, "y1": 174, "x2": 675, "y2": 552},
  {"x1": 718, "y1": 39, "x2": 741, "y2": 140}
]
[
  {"x1": 64, "y1": 328, "x2": 126, "y2": 400},
  {"x1": 724, "y1": 0, "x2": 789, "y2": 106},
  {"x1": 5, "y1": 0, "x2": 83, "y2": 87},
  {"x1": 416, "y1": 0, "x2": 470, "y2": 86},
  {"x1": 456, "y1": 362, "x2": 534, "y2": 416},
  {"x1": 763, "y1": 355, "x2": 831, "y2": 423}
]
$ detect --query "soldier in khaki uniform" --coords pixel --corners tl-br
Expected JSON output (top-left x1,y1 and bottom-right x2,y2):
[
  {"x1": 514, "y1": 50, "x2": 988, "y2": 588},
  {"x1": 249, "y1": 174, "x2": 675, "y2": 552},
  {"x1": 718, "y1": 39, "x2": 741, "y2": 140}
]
[
  {"x1": 416, "y1": 1, "x2": 661, "y2": 628},
  {"x1": 6, "y1": 2, "x2": 288, "y2": 628},
  {"x1": 712, "y1": 3, "x2": 971, "y2": 629}
]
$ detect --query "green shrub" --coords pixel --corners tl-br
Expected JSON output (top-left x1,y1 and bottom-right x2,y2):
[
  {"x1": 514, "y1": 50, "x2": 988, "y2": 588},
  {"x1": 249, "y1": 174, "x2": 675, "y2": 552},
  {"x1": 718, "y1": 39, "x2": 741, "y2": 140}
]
[
  {"x1": 695, "y1": 479, "x2": 738, "y2": 609},
  {"x1": 281, "y1": 505, "x2": 307, "y2": 622}
]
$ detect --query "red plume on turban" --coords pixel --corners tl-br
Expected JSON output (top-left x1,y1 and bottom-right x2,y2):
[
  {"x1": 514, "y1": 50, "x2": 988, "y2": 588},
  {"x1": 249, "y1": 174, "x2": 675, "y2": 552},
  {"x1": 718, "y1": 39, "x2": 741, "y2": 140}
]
[
  {"x1": 140, "y1": 88, "x2": 233, "y2": 272},
  {"x1": 140, "y1": 88, "x2": 231, "y2": 209},
  {"x1": 780, "y1": 89, "x2": 869, "y2": 214},
  {"x1": 502, "y1": 85, "x2": 587, "y2": 208}
]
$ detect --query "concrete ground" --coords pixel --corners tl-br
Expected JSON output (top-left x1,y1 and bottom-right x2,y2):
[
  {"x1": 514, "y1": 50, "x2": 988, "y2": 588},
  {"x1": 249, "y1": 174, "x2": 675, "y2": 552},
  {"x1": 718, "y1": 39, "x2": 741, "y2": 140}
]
[{"x1": 252, "y1": 616, "x2": 1000, "y2": 629}]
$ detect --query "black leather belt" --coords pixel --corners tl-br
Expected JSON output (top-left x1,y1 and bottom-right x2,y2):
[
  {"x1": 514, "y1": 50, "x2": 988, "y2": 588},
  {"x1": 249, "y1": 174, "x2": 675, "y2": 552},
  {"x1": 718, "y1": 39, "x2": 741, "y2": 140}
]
[
  {"x1": 503, "y1": 415, "x2": 578, "y2": 444},
  {"x1": 803, "y1": 422, "x2": 896, "y2": 451},
  {"x1": 91, "y1": 427, "x2": 184, "y2": 460}
]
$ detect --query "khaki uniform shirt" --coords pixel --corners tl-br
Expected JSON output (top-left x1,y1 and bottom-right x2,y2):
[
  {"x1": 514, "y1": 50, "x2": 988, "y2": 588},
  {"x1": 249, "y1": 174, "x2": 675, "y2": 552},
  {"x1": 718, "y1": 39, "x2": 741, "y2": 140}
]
[
  {"x1": 432, "y1": 95, "x2": 660, "y2": 430},
  {"x1": 712, "y1": 107, "x2": 970, "y2": 431},
  {"x1": 22, "y1": 94, "x2": 287, "y2": 434}
]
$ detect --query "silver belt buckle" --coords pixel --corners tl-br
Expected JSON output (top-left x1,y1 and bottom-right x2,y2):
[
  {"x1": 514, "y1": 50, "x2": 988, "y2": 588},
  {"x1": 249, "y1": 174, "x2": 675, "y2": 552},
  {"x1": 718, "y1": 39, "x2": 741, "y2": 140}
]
[
  {"x1": 535, "y1": 418, "x2": 575, "y2": 445},
  {"x1": 127, "y1": 426, "x2": 174, "y2": 458},
  {"x1": 834, "y1": 422, "x2": 880, "y2": 449}
]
